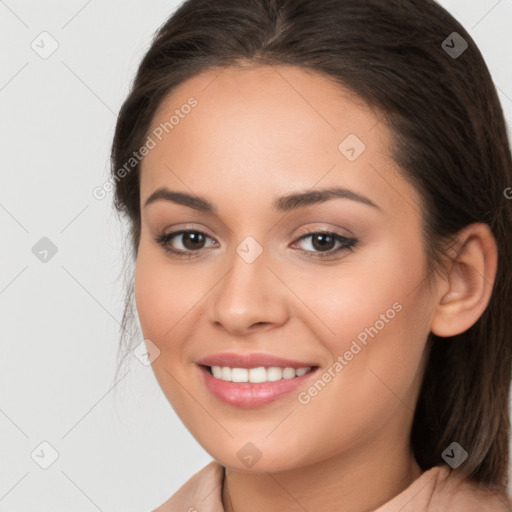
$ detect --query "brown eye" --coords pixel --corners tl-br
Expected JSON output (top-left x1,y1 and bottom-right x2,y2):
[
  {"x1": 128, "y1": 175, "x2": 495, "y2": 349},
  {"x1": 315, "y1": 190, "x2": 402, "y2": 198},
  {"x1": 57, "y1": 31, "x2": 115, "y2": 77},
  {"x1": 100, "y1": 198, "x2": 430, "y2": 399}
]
[
  {"x1": 310, "y1": 233, "x2": 337, "y2": 251},
  {"x1": 181, "y1": 231, "x2": 206, "y2": 250},
  {"x1": 154, "y1": 230, "x2": 217, "y2": 257},
  {"x1": 293, "y1": 231, "x2": 358, "y2": 259}
]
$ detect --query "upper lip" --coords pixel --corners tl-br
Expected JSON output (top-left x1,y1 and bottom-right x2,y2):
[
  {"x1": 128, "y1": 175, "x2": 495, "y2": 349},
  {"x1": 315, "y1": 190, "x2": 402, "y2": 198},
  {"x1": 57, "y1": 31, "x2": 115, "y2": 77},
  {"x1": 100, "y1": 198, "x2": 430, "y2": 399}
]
[{"x1": 196, "y1": 353, "x2": 318, "y2": 369}]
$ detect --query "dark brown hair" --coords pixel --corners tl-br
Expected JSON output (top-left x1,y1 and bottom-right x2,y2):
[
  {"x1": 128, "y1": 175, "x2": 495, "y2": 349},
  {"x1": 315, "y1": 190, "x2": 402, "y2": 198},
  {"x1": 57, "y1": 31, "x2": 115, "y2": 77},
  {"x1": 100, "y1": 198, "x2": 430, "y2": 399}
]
[{"x1": 110, "y1": 0, "x2": 512, "y2": 490}]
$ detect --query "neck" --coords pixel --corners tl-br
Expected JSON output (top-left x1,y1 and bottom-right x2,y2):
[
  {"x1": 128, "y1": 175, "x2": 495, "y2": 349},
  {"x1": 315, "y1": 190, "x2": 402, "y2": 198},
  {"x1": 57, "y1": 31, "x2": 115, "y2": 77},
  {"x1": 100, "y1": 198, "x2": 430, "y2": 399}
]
[{"x1": 222, "y1": 438, "x2": 422, "y2": 512}]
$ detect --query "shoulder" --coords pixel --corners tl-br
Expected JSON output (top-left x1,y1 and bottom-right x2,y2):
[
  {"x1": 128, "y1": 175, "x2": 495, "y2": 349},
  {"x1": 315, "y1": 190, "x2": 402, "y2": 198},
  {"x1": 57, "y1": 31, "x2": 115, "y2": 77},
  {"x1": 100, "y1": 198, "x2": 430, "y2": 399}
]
[
  {"x1": 152, "y1": 460, "x2": 225, "y2": 512},
  {"x1": 376, "y1": 464, "x2": 512, "y2": 512},
  {"x1": 430, "y1": 465, "x2": 512, "y2": 512}
]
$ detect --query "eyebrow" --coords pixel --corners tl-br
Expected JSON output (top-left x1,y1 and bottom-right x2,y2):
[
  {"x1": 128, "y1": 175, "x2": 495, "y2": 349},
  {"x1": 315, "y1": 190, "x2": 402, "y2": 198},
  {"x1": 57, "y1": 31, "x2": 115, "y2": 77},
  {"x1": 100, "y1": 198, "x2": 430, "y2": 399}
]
[{"x1": 143, "y1": 186, "x2": 380, "y2": 212}]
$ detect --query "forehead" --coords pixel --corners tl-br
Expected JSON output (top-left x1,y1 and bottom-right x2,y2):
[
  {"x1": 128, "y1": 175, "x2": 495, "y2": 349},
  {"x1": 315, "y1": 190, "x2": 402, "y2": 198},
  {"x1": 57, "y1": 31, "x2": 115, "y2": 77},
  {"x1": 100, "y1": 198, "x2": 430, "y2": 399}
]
[{"x1": 139, "y1": 64, "x2": 420, "y2": 219}]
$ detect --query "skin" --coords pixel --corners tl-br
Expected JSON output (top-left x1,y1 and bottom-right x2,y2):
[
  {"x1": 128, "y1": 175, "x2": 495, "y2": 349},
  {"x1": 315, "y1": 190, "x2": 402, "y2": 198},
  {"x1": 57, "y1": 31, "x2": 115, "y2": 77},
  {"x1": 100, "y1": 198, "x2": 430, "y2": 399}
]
[{"x1": 134, "y1": 63, "x2": 498, "y2": 512}]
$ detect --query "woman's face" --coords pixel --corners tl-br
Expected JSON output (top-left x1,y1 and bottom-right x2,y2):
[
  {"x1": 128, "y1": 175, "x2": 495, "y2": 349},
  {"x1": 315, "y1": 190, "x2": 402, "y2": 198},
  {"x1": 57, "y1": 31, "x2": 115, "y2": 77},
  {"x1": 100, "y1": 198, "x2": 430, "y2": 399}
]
[{"x1": 134, "y1": 64, "x2": 436, "y2": 472}]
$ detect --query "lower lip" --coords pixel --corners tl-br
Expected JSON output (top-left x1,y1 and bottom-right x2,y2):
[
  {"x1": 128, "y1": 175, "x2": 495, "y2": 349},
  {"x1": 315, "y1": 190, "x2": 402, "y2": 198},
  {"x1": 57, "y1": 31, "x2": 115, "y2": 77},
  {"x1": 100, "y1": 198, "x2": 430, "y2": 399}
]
[{"x1": 197, "y1": 364, "x2": 318, "y2": 408}]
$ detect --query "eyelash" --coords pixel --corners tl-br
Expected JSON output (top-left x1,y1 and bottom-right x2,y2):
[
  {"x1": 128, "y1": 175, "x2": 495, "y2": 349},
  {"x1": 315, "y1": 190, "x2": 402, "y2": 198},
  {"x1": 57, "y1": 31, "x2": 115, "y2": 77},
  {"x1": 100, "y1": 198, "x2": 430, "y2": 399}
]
[{"x1": 153, "y1": 229, "x2": 358, "y2": 260}]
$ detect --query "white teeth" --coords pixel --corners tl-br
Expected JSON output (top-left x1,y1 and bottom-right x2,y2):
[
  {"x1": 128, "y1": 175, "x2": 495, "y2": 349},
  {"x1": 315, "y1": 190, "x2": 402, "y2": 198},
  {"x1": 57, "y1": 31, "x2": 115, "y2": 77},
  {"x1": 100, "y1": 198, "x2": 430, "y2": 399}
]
[
  {"x1": 295, "y1": 367, "x2": 309, "y2": 377},
  {"x1": 221, "y1": 367, "x2": 231, "y2": 381},
  {"x1": 248, "y1": 367, "x2": 267, "y2": 383},
  {"x1": 231, "y1": 368, "x2": 248, "y2": 382},
  {"x1": 267, "y1": 367, "x2": 283, "y2": 381},
  {"x1": 209, "y1": 365, "x2": 312, "y2": 382},
  {"x1": 282, "y1": 367, "x2": 296, "y2": 379}
]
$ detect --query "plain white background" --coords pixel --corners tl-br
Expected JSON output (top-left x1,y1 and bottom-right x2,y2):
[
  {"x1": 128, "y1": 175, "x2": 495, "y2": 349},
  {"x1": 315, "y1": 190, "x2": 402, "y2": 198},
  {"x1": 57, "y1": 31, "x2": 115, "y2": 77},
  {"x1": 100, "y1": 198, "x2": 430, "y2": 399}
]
[{"x1": 1, "y1": 1, "x2": 512, "y2": 511}]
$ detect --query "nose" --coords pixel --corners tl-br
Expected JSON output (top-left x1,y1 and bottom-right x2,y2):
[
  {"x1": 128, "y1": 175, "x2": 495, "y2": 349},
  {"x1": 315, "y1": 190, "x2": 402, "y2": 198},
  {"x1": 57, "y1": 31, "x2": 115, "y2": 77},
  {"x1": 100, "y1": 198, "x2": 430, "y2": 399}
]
[{"x1": 208, "y1": 247, "x2": 289, "y2": 336}]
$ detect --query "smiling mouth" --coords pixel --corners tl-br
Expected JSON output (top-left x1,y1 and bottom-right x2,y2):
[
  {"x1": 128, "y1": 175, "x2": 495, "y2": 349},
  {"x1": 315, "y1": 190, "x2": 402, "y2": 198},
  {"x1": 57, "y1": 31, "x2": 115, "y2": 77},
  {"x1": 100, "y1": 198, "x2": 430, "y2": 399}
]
[
  {"x1": 202, "y1": 364, "x2": 317, "y2": 383},
  {"x1": 197, "y1": 363, "x2": 320, "y2": 408}
]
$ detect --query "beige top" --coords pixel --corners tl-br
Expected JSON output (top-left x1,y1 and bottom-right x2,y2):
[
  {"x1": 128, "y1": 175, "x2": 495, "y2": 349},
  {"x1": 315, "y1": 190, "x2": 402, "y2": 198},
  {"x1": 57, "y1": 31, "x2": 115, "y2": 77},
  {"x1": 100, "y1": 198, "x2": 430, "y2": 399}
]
[{"x1": 154, "y1": 460, "x2": 512, "y2": 511}]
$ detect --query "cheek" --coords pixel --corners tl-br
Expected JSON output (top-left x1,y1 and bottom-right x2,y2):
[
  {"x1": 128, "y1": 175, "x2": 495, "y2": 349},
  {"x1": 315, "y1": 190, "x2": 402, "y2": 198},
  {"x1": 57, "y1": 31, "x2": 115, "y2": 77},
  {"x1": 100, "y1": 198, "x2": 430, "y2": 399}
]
[
  {"x1": 290, "y1": 236, "x2": 427, "y2": 349},
  {"x1": 133, "y1": 247, "x2": 198, "y2": 407},
  {"x1": 303, "y1": 242, "x2": 430, "y2": 432},
  {"x1": 134, "y1": 247, "x2": 192, "y2": 344}
]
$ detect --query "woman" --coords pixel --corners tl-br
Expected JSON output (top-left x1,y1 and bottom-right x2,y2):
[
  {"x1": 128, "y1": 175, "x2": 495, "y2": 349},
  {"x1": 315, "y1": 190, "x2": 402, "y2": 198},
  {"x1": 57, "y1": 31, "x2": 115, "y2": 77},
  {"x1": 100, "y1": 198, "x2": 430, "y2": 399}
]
[{"x1": 111, "y1": 0, "x2": 512, "y2": 510}]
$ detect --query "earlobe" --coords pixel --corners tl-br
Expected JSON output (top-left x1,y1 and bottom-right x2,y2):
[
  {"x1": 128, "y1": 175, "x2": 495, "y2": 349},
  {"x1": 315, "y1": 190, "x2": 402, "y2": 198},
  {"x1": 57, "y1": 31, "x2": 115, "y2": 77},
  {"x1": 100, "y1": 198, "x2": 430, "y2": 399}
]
[{"x1": 430, "y1": 223, "x2": 498, "y2": 338}]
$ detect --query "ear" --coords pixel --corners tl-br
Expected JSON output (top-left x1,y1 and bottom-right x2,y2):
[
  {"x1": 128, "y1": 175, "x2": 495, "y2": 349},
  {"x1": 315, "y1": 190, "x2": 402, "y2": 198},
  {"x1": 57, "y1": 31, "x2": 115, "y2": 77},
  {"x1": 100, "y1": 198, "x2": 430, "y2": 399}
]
[{"x1": 430, "y1": 223, "x2": 498, "y2": 337}]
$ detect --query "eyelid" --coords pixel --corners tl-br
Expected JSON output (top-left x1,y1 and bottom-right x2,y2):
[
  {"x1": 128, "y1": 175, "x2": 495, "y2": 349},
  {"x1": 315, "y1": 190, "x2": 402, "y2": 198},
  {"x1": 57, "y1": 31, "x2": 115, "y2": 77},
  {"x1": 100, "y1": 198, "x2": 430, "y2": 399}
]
[
  {"x1": 159, "y1": 223, "x2": 218, "y2": 240},
  {"x1": 156, "y1": 225, "x2": 350, "y2": 246},
  {"x1": 290, "y1": 229, "x2": 357, "y2": 255},
  {"x1": 292, "y1": 224, "x2": 355, "y2": 240},
  {"x1": 155, "y1": 226, "x2": 358, "y2": 262}
]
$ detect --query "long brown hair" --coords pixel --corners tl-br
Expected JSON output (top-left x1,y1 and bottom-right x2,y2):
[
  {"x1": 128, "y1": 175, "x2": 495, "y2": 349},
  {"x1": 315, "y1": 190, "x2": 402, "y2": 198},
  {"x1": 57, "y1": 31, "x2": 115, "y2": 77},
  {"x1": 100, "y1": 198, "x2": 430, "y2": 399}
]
[{"x1": 110, "y1": 0, "x2": 512, "y2": 489}]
